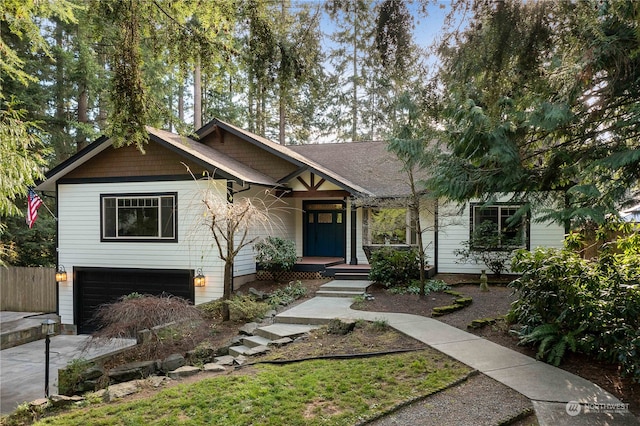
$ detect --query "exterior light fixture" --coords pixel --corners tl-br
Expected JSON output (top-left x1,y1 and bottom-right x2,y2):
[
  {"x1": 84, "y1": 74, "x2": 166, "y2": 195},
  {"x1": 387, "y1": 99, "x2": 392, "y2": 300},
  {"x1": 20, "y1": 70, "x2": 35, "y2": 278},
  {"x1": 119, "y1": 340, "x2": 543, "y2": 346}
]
[
  {"x1": 194, "y1": 268, "x2": 205, "y2": 287},
  {"x1": 55, "y1": 265, "x2": 67, "y2": 282},
  {"x1": 41, "y1": 319, "x2": 56, "y2": 398}
]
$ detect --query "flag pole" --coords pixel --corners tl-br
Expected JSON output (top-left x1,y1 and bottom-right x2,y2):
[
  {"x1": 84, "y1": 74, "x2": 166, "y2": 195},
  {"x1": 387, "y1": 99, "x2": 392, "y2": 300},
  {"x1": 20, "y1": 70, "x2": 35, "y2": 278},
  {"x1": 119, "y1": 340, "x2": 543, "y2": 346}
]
[{"x1": 39, "y1": 199, "x2": 57, "y2": 221}]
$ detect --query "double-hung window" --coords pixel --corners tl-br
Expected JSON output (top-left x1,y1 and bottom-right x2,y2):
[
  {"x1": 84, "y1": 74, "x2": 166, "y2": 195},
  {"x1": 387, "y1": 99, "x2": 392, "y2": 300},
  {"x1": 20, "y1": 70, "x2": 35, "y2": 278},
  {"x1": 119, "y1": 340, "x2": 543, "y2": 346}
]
[
  {"x1": 470, "y1": 204, "x2": 528, "y2": 250},
  {"x1": 101, "y1": 193, "x2": 177, "y2": 242}
]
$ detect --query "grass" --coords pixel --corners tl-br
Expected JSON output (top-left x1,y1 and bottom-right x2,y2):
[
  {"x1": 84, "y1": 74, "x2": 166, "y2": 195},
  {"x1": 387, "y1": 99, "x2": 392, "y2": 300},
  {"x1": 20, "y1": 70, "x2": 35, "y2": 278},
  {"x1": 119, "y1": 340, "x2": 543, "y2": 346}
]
[{"x1": 33, "y1": 350, "x2": 470, "y2": 426}]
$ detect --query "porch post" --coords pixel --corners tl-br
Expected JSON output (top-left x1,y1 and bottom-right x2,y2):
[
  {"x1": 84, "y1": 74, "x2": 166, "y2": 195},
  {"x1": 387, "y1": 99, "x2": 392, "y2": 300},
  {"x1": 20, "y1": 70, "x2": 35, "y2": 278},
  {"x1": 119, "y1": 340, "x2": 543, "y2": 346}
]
[{"x1": 349, "y1": 200, "x2": 358, "y2": 265}]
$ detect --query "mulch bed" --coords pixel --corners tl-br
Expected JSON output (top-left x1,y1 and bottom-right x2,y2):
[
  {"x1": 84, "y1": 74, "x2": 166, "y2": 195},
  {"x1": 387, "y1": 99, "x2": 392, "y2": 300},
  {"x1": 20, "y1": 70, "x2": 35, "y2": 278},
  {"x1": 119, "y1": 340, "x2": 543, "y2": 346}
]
[{"x1": 356, "y1": 276, "x2": 640, "y2": 417}]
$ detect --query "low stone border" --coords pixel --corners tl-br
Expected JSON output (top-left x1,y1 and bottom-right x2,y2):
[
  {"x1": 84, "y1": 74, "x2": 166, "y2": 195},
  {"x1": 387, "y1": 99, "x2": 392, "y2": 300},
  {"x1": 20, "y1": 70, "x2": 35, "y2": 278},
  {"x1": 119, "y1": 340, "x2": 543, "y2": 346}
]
[{"x1": 431, "y1": 290, "x2": 473, "y2": 317}]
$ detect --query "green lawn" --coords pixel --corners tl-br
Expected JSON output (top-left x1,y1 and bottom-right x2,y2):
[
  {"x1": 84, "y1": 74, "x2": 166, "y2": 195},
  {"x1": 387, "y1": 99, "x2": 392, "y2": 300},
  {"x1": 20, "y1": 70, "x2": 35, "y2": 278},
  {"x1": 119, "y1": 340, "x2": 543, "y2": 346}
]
[{"x1": 35, "y1": 349, "x2": 471, "y2": 426}]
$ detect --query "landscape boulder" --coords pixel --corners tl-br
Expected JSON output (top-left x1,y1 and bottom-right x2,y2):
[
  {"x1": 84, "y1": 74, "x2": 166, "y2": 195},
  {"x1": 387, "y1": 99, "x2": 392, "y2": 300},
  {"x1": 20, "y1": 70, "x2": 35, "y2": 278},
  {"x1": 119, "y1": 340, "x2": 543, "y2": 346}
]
[
  {"x1": 161, "y1": 353, "x2": 185, "y2": 373},
  {"x1": 168, "y1": 366, "x2": 200, "y2": 380},
  {"x1": 326, "y1": 318, "x2": 356, "y2": 335},
  {"x1": 108, "y1": 360, "x2": 158, "y2": 383}
]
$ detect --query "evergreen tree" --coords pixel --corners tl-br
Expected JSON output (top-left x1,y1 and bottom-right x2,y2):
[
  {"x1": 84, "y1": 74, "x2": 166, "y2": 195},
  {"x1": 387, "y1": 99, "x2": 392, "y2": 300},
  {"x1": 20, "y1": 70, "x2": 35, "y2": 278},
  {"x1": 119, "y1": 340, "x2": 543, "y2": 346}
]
[
  {"x1": 431, "y1": 0, "x2": 640, "y2": 226},
  {"x1": 325, "y1": 0, "x2": 378, "y2": 141},
  {"x1": 238, "y1": 0, "x2": 327, "y2": 144},
  {"x1": 0, "y1": 0, "x2": 77, "y2": 264},
  {"x1": 91, "y1": 0, "x2": 236, "y2": 149}
]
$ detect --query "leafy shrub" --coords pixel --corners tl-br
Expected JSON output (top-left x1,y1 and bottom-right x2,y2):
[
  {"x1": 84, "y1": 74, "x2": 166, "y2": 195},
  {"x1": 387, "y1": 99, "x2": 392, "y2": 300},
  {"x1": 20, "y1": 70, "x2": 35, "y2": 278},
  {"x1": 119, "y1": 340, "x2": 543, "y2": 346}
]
[
  {"x1": 199, "y1": 295, "x2": 271, "y2": 322},
  {"x1": 254, "y1": 236, "x2": 297, "y2": 282},
  {"x1": 509, "y1": 226, "x2": 640, "y2": 381},
  {"x1": 454, "y1": 220, "x2": 520, "y2": 276},
  {"x1": 58, "y1": 358, "x2": 94, "y2": 396},
  {"x1": 388, "y1": 279, "x2": 450, "y2": 295},
  {"x1": 517, "y1": 323, "x2": 586, "y2": 366},
  {"x1": 267, "y1": 280, "x2": 307, "y2": 307},
  {"x1": 368, "y1": 247, "x2": 419, "y2": 287}
]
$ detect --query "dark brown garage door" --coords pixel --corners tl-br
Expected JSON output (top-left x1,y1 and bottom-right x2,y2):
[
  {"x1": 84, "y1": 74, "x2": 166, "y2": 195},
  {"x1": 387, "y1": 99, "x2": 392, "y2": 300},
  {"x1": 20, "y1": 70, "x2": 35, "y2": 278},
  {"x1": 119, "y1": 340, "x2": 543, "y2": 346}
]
[{"x1": 75, "y1": 267, "x2": 194, "y2": 334}]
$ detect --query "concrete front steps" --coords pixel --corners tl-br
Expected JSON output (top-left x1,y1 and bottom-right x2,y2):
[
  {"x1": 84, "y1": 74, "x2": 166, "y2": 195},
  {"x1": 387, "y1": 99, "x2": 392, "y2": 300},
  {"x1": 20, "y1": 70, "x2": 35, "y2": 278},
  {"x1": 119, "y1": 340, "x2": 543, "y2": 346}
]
[
  {"x1": 314, "y1": 279, "x2": 371, "y2": 298},
  {"x1": 228, "y1": 323, "x2": 319, "y2": 357},
  {"x1": 274, "y1": 280, "x2": 371, "y2": 326},
  {"x1": 324, "y1": 264, "x2": 370, "y2": 281}
]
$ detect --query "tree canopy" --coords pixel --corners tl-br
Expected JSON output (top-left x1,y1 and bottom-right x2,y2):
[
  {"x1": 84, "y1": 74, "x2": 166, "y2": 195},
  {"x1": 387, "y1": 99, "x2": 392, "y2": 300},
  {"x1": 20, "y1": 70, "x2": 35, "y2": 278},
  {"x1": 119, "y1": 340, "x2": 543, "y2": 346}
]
[
  {"x1": 430, "y1": 0, "x2": 640, "y2": 226},
  {"x1": 5, "y1": 0, "x2": 640, "y2": 266}
]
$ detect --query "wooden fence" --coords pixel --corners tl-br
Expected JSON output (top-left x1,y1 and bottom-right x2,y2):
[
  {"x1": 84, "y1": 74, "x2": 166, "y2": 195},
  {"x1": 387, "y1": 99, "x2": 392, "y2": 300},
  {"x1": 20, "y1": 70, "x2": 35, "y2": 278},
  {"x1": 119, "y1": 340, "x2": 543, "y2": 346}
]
[{"x1": 0, "y1": 266, "x2": 56, "y2": 312}]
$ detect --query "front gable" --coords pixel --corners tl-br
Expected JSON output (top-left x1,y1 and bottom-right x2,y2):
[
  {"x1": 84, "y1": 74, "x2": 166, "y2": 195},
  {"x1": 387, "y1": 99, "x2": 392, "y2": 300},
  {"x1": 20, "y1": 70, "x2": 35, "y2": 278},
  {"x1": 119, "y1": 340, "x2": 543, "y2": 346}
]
[
  {"x1": 197, "y1": 119, "x2": 372, "y2": 197},
  {"x1": 63, "y1": 142, "x2": 204, "y2": 181},
  {"x1": 200, "y1": 126, "x2": 299, "y2": 181}
]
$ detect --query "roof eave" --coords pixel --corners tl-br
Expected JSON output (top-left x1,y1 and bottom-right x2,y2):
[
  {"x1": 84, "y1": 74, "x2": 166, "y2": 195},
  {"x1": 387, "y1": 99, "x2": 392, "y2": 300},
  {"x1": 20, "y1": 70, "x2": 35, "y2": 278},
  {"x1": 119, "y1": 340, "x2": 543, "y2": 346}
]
[
  {"x1": 146, "y1": 133, "x2": 243, "y2": 184},
  {"x1": 35, "y1": 135, "x2": 111, "y2": 192},
  {"x1": 198, "y1": 119, "x2": 308, "y2": 169}
]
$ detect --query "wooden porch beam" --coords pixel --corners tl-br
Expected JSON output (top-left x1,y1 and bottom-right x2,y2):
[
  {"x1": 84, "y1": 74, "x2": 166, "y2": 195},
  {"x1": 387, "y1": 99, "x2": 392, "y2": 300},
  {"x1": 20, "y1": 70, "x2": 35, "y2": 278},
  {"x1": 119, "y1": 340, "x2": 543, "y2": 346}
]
[{"x1": 283, "y1": 190, "x2": 352, "y2": 198}]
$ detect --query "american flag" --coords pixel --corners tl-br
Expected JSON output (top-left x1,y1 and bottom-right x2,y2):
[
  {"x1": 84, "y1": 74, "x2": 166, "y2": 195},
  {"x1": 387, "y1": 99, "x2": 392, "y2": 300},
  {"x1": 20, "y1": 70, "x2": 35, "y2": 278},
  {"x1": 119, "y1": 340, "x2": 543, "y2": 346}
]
[{"x1": 27, "y1": 188, "x2": 43, "y2": 228}]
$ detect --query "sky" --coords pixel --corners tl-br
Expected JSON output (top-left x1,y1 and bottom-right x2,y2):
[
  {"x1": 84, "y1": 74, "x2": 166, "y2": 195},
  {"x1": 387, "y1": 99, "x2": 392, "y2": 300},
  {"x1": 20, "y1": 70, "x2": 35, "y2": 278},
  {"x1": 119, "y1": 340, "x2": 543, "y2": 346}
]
[{"x1": 292, "y1": 0, "x2": 453, "y2": 51}]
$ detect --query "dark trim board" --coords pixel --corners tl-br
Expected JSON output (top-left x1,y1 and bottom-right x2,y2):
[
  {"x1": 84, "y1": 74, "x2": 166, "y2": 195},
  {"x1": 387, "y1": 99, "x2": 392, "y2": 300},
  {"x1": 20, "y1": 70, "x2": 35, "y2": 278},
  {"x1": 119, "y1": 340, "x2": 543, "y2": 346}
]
[{"x1": 57, "y1": 174, "x2": 196, "y2": 185}]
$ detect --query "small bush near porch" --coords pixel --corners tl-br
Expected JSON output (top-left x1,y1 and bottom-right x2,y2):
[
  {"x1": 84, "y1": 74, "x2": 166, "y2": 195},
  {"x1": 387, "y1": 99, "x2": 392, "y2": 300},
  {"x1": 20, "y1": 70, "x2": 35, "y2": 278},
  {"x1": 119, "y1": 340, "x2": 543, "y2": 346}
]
[
  {"x1": 368, "y1": 246, "x2": 420, "y2": 288},
  {"x1": 254, "y1": 236, "x2": 297, "y2": 282}
]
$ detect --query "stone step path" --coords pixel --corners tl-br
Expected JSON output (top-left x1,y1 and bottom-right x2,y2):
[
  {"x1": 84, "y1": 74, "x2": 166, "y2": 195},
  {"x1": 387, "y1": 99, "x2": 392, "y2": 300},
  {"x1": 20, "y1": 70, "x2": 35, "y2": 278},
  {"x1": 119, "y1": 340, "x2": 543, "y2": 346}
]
[
  {"x1": 229, "y1": 280, "x2": 370, "y2": 357},
  {"x1": 228, "y1": 323, "x2": 319, "y2": 357}
]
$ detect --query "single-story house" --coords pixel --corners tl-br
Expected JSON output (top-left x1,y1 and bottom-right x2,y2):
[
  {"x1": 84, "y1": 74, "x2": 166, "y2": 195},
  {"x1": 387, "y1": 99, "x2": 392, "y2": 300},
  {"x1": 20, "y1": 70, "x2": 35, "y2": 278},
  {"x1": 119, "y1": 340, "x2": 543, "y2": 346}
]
[{"x1": 36, "y1": 118, "x2": 564, "y2": 333}]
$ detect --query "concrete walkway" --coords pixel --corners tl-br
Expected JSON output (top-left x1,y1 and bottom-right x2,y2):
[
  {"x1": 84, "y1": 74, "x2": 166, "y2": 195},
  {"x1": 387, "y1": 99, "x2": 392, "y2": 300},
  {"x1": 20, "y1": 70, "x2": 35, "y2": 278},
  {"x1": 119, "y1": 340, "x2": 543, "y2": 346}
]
[
  {"x1": 276, "y1": 281, "x2": 639, "y2": 426},
  {"x1": 0, "y1": 330, "x2": 136, "y2": 414}
]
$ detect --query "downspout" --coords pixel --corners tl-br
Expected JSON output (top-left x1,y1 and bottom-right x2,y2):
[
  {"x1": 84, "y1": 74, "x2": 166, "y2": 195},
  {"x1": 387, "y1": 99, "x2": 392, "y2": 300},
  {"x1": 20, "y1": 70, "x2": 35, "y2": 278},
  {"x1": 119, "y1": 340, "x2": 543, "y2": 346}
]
[
  {"x1": 434, "y1": 199, "x2": 439, "y2": 275},
  {"x1": 349, "y1": 197, "x2": 358, "y2": 265}
]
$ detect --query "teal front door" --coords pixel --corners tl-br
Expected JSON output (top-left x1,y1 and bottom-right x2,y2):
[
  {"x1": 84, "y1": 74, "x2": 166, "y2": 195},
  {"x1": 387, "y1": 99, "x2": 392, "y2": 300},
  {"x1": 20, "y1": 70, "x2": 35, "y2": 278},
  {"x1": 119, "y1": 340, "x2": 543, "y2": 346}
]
[{"x1": 303, "y1": 201, "x2": 346, "y2": 257}]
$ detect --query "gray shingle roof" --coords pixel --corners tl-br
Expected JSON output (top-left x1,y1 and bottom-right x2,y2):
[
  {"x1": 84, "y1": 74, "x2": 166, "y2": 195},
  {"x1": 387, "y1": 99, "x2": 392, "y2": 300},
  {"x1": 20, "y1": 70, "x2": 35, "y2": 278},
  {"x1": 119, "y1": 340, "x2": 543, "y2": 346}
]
[
  {"x1": 289, "y1": 141, "x2": 414, "y2": 198},
  {"x1": 201, "y1": 119, "x2": 374, "y2": 196},
  {"x1": 38, "y1": 121, "x2": 422, "y2": 200},
  {"x1": 146, "y1": 127, "x2": 278, "y2": 187}
]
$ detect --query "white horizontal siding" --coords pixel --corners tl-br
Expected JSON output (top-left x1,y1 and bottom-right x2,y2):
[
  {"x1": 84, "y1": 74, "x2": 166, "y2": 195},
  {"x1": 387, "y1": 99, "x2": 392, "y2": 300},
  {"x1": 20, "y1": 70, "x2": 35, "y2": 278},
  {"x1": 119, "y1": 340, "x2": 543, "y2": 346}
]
[
  {"x1": 420, "y1": 199, "x2": 437, "y2": 268},
  {"x1": 57, "y1": 180, "x2": 227, "y2": 325},
  {"x1": 232, "y1": 187, "x2": 296, "y2": 278},
  {"x1": 436, "y1": 198, "x2": 565, "y2": 275}
]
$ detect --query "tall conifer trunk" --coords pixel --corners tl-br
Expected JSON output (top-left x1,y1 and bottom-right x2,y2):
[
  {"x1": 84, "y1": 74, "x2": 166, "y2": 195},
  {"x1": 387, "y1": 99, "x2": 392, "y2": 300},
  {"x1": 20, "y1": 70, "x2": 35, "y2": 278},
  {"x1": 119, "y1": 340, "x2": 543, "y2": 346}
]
[{"x1": 194, "y1": 57, "x2": 202, "y2": 130}]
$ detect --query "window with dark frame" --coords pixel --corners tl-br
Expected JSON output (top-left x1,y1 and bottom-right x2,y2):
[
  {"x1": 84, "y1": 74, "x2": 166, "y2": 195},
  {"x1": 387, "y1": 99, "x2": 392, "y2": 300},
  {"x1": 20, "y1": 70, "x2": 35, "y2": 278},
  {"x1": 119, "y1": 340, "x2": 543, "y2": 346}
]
[
  {"x1": 101, "y1": 193, "x2": 177, "y2": 242},
  {"x1": 470, "y1": 204, "x2": 527, "y2": 249}
]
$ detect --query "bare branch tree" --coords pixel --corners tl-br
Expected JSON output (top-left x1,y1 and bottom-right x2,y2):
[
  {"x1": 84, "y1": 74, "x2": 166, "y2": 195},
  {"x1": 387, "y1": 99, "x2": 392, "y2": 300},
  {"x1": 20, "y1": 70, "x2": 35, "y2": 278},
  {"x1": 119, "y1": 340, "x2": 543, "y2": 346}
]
[{"x1": 197, "y1": 171, "x2": 290, "y2": 321}]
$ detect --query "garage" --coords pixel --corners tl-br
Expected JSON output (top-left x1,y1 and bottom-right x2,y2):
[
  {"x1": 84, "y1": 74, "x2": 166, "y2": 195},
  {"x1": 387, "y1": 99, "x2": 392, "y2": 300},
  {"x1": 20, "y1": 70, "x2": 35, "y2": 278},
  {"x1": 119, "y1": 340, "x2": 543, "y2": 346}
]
[{"x1": 74, "y1": 267, "x2": 194, "y2": 334}]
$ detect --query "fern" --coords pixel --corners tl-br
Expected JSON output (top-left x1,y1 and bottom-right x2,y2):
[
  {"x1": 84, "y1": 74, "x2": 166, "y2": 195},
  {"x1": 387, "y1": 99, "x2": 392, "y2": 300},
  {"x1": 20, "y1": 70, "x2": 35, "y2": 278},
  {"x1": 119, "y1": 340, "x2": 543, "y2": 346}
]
[{"x1": 519, "y1": 323, "x2": 586, "y2": 366}]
